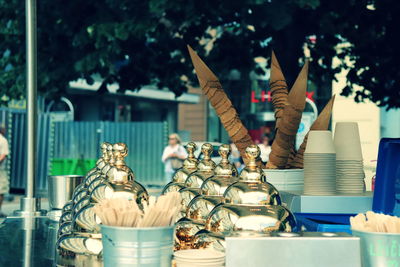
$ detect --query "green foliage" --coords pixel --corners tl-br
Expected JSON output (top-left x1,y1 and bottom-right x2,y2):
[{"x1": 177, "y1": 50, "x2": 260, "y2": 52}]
[{"x1": 0, "y1": 0, "x2": 399, "y2": 108}]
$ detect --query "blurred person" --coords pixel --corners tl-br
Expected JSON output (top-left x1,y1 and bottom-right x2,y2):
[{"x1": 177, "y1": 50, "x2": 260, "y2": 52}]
[
  {"x1": 161, "y1": 133, "x2": 187, "y2": 184},
  {"x1": 263, "y1": 125, "x2": 274, "y2": 140},
  {"x1": 0, "y1": 125, "x2": 9, "y2": 217},
  {"x1": 258, "y1": 135, "x2": 271, "y2": 163}
]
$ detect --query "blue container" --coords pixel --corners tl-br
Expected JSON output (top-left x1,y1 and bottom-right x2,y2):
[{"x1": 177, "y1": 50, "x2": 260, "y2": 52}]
[
  {"x1": 295, "y1": 213, "x2": 353, "y2": 234},
  {"x1": 372, "y1": 138, "x2": 400, "y2": 216},
  {"x1": 101, "y1": 225, "x2": 174, "y2": 267}
]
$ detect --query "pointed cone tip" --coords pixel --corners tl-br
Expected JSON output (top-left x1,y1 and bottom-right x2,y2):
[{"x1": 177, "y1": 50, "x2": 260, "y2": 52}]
[
  {"x1": 311, "y1": 95, "x2": 335, "y2": 130},
  {"x1": 187, "y1": 45, "x2": 195, "y2": 56},
  {"x1": 270, "y1": 50, "x2": 287, "y2": 90},
  {"x1": 321, "y1": 95, "x2": 335, "y2": 113},
  {"x1": 186, "y1": 44, "x2": 219, "y2": 87},
  {"x1": 288, "y1": 62, "x2": 309, "y2": 109},
  {"x1": 271, "y1": 50, "x2": 277, "y2": 61},
  {"x1": 270, "y1": 50, "x2": 281, "y2": 70}
]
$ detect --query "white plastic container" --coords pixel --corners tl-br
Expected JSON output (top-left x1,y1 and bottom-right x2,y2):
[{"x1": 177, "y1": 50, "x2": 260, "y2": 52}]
[{"x1": 263, "y1": 169, "x2": 304, "y2": 192}]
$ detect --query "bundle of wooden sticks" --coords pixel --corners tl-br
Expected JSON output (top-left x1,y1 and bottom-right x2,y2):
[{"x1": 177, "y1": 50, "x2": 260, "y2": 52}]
[
  {"x1": 93, "y1": 192, "x2": 182, "y2": 227},
  {"x1": 351, "y1": 211, "x2": 400, "y2": 233}
]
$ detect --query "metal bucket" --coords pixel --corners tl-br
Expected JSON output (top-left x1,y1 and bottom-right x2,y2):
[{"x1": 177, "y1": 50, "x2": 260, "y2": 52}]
[
  {"x1": 352, "y1": 229, "x2": 400, "y2": 267},
  {"x1": 101, "y1": 225, "x2": 174, "y2": 267},
  {"x1": 48, "y1": 175, "x2": 84, "y2": 209}
]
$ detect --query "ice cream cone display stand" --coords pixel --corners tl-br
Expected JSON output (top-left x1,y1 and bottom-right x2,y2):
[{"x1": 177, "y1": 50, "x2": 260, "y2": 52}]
[{"x1": 1, "y1": 45, "x2": 400, "y2": 267}]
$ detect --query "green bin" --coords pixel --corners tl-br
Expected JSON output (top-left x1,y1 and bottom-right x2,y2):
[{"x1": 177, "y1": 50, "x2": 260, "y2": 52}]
[{"x1": 50, "y1": 158, "x2": 97, "y2": 176}]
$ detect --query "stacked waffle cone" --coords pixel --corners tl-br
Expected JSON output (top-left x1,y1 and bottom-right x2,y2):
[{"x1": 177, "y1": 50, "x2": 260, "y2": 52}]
[
  {"x1": 266, "y1": 55, "x2": 308, "y2": 169},
  {"x1": 187, "y1": 46, "x2": 255, "y2": 164},
  {"x1": 267, "y1": 51, "x2": 335, "y2": 169},
  {"x1": 270, "y1": 51, "x2": 289, "y2": 128},
  {"x1": 187, "y1": 47, "x2": 334, "y2": 169}
]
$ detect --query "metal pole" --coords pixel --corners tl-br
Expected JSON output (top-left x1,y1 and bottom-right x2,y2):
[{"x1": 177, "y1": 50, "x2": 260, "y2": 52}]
[
  {"x1": 22, "y1": 219, "x2": 34, "y2": 267},
  {"x1": 13, "y1": 0, "x2": 44, "y2": 216},
  {"x1": 14, "y1": 0, "x2": 44, "y2": 217},
  {"x1": 26, "y1": 0, "x2": 37, "y2": 200}
]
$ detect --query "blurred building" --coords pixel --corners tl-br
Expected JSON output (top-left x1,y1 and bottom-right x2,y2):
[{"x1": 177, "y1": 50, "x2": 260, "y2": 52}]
[
  {"x1": 178, "y1": 87, "x2": 208, "y2": 141},
  {"x1": 48, "y1": 78, "x2": 200, "y2": 134}
]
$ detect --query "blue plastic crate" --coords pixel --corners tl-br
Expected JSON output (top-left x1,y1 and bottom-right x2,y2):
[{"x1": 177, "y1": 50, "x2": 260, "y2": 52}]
[
  {"x1": 372, "y1": 138, "x2": 400, "y2": 216},
  {"x1": 295, "y1": 213, "x2": 354, "y2": 234}
]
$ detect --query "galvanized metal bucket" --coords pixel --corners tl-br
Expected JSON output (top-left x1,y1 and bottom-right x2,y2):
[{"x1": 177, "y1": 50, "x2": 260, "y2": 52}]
[
  {"x1": 48, "y1": 175, "x2": 84, "y2": 209},
  {"x1": 101, "y1": 225, "x2": 174, "y2": 267},
  {"x1": 352, "y1": 229, "x2": 400, "y2": 267}
]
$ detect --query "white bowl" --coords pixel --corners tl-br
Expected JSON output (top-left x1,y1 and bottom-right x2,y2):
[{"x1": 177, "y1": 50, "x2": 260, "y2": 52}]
[
  {"x1": 262, "y1": 169, "x2": 304, "y2": 192},
  {"x1": 174, "y1": 249, "x2": 225, "y2": 259}
]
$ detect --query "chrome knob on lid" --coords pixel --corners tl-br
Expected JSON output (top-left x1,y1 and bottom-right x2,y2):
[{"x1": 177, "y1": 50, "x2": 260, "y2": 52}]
[
  {"x1": 82, "y1": 142, "x2": 111, "y2": 187},
  {"x1": 183, "y1": 142, "x2": 199, "y2": 171},
  {"x1": 199, "y1": 143, "x2": 214, "y2": 170},
  {"x1": 169, "y1": 142, "x2": 199, "y2": 185},
  {"x1": 185, "y1": 143, "x2": 216, "y2": 188},
  {"x1": 214, "y1": 144, "x2": 238, "y2": 177},
  {"x1": 101, "y1": 143, "x2": 115, "y2": 175},
  {"x1": 107, "y1": 143, "x2": 134, "y2": 184},
  {"x1": 239, "y1": 145, "x2": 263, "y2": 182},
  {"x1": 97, "y1": 142, "x2": 111, "y2": 168}
]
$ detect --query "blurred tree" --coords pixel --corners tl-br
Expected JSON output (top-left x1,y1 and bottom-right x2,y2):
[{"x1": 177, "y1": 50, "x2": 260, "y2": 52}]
[{"x1": 0, "y1": 0, "x2": 398, "y2": 108}]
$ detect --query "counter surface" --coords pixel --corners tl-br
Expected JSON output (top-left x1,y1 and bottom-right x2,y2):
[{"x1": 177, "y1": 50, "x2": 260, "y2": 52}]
[{"x1": 0, "y1": 216, "x2": 57, "y2": 266}]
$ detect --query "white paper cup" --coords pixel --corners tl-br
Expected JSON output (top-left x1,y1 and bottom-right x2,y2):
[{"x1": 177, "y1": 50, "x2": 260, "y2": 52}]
[
  {"x1": 334, "y1": 122, "x2": 363, "y2": 160},
  {"x1": 305, "y1": 131, "x2": 336, "y2": 154},
  {"x1": 304, "y1": 146, "x2": 336, "y2": 195}
]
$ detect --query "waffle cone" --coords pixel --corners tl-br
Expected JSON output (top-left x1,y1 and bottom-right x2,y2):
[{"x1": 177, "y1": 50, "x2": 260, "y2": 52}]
[
  {"x1": 232, "y1": 125, "x2": 249, "y2": 142},
  {"x1": 188, "y1": 45, "x2": 258, "y2": 165},
  {"x1": 270, "y1": 51, "x2": 289, "y2": 121},
  {"x1": 267, "y1": 61, "x2": 308, "y2": 169},
  {"x1": 286, "y1": 95, "x2": 335, "y2": 168},
  {"x1": 210, "y1": 90, "x2": 226, "y2": 107},
  {"x1": 215, "y1": 98, "x2": 232, "y2": 113},
  {"x1": 228, "y1": 120, "x2": 243, "y2": 137},
  {"x1": 287, "y1": 61, "x2": 309, "y2": 111}
]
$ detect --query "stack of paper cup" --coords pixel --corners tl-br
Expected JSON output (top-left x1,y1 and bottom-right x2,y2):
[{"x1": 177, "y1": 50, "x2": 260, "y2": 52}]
[
  {"x1": 303, "y1": 130, "x2": 336, "y2": 195},
  {"x1": 334, "y1": 122, "x2": 365, "y2": 194},
  {"x1": 174, "y1": 249, "x2": 225, "y2": 267}
]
